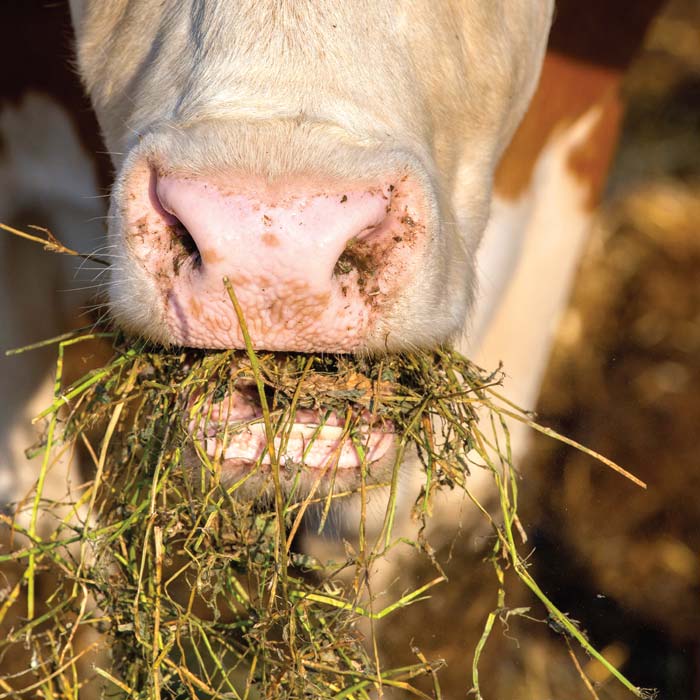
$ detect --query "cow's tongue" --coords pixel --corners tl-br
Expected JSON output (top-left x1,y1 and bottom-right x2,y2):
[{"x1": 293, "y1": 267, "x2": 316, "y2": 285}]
[{"x1": 189, "y1": 385, "x2": 394, "y2": 471}]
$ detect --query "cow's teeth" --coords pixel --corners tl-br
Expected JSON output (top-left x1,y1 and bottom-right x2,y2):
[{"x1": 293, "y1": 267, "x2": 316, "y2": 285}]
[{"x1": 244, "y1": 422, "x2": 346, "y2": 440}]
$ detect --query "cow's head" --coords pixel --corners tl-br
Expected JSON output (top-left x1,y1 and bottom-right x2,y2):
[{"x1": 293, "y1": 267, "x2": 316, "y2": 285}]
[{"x1": 68, "y1": 0, "x2": 553, "y2": 494}]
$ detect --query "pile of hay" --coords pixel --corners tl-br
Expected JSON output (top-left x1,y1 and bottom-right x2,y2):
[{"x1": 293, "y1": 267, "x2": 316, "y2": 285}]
[{"x1": 0, "y1": 273, "x2": 651, "y2": 699}]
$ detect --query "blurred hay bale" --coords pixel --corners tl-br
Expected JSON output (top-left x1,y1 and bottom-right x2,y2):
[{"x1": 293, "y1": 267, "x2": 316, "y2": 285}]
[{"x1": 527, "y1": 180, "x2": 700, "y2": 641}]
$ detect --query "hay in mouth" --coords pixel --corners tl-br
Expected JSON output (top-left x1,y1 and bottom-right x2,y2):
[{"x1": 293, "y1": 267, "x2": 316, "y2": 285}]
[
  {"x1": 0, "y1": 231, "x2": 650, "y2": 699},
  {"x1": 9, "y1": 334, "x2": 500, "y2": 698}
]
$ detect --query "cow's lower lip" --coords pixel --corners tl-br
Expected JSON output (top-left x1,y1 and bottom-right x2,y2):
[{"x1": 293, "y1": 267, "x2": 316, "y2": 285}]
[{"x1": 189, "y1": 389, "x2": 394, "y2": 476}]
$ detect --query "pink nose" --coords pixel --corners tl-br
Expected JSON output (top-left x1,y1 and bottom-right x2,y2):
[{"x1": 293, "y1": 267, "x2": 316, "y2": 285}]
[{"x1": 125, "y1": 169, "x2": 426, "y2": 351}]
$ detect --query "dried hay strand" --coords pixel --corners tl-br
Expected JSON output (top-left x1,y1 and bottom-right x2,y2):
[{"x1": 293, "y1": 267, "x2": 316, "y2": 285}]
[{"x1": 0, "y1": 225, "x2": 653, "y2": 699}]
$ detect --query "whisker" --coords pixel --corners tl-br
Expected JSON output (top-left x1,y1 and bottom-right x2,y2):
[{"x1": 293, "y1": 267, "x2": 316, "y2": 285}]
[{"x1": 86, "y1": 215, "x2": 118, "y2": 222}]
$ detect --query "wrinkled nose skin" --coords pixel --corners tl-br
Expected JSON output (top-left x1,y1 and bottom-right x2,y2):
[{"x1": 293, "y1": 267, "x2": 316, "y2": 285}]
[{"x1": 122, "y1": 165, "x2": 429, "y2": 352}]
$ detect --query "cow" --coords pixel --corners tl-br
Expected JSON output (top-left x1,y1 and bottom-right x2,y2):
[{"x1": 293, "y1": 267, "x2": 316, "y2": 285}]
[{"x1": 0, "y1": 0, "x2": 667, "y2": 691}]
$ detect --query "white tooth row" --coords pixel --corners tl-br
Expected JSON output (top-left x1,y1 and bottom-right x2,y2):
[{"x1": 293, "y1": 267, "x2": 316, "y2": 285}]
[
  {"x1": 241, "y1": 422, "x2": 348, "y2": 440},
  {"x1": 198, "y1": 418, "x2": 394, "y2": 469}
]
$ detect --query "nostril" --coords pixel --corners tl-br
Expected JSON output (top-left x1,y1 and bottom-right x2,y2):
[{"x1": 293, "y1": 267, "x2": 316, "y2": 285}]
[
  {"x1": 333, "y1": 236, "x2": 374, "y2": 278},
  {"x1": 149, "y1": 168, "x2": 202, "y2": 271},
  {"x1": 169, "y1": 216, "x2": 202, "y2": 271}
]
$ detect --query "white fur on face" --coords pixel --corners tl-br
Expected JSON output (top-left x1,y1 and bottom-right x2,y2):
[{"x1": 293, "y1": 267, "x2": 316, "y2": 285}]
[{"x1": 69, "y1": 0, "x2": 554, "y2": 351}]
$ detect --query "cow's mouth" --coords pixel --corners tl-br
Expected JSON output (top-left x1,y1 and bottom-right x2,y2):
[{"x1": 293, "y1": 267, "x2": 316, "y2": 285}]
[{"x1": 188, "y1": 381, "x2": 395, "y2": 487}]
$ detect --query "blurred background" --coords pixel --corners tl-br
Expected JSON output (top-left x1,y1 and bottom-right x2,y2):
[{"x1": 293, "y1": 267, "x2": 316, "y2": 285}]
[{"x1": 382, "y1": 1, "x2": 700, "y2": 697}]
